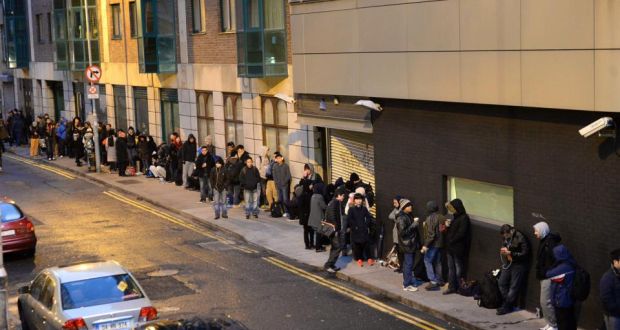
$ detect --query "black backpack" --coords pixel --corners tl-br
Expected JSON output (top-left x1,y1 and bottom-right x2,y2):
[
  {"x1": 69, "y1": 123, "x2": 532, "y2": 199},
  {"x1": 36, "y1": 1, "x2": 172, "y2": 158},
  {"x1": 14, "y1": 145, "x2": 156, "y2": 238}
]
[
  {"x1": 571, "y1": 265, "x2": 591, "y2": 301},
  {"x1": 270, "y1": 202, "x2": 283, "y2": 218},
  {"x1": 476, "y1": 270, "x2": 503, "y2": 309}
]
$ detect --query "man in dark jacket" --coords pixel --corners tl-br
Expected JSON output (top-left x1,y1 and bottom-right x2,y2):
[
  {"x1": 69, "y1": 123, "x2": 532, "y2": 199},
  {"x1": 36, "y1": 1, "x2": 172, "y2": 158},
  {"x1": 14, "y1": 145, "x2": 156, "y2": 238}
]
[
  {"x1": 115, "y1": 130, "x2": 129, "y2": 177},
  {"x1": 324, "y1": 187, "x2": 346, "y2": 273},
  {"x1": 180, "y1": 134, "x2": 197, "y2": 188},
  {"x1": 299, "y1": 163, "x2": 324, "y2": 249},
  {"x1": 421, "y1": 201, "x2": 446, "y2": 291},
  {"x1": 239, "y1": 157, "x2": 261, "y2": 219},
  {"x1": 347, "y1": 193, "x2": 374, "y2": 267},
  {"x1": 601, "y1": 248, "x2": 620, "y2": 330},
  {"x1": 444, "y1": 199, "x2": 471, "y2": 295},
  {"x1": 533, "y1": 221, "x2": 562, "y2": 329},
  {"x1": 272, "y1": 152, "x2": 292, "y2": 217},
  {"x1": 210, "y1": 157, "x2": 228, "y2": 219},
  {"x1": 195, "y1": 146, "x2": 215, "y2": 203},
  {"x1": 396, "y1": 199, "x2": 421, "y2": 292},
  {"x1": 126, "y1": 127, "x2": 137, "y2": 167},
  {"x1": 497, "y1": 224, "x2": 531, "y2": 315}
]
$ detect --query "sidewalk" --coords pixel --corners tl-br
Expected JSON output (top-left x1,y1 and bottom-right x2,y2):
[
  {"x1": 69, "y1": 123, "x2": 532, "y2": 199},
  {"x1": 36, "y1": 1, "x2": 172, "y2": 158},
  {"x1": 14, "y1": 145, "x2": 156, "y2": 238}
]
[{"x1": 7, "y1": 147, "x2": 546, "y2": 330}]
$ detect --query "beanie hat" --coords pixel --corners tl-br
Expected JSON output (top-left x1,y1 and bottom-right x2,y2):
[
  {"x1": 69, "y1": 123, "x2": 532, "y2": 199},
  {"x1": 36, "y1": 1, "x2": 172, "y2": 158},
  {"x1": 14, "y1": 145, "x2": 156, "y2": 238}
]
[
  {"x1": 426, "y1": 201, "x2": 438, "y2": 213},
  {"x1": 399, "y1": 199, "x2": 412, "y2": 212},
  {"x1": 350, "y1": 173, "x2": 360, "y2": 182}
]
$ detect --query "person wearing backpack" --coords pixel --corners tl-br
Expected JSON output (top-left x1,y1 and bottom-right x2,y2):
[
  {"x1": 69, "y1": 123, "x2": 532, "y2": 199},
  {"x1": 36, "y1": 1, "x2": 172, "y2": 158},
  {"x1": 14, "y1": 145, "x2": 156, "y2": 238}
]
[
  {"x1": 396, "y1": 199, "x2": 421, "y2": 292},
  {"x1": 600, "y1": 248, "x2": 620, "y2": 330},
  {"x1": 533, "y1": 221, "x2": 562, "y2": 330},
  {"x1": 546, "y1": 244, "x2": 577, "y2": 330},
  {"x1": 497, "y1": 224, "x2": 531, "y2": 315}
]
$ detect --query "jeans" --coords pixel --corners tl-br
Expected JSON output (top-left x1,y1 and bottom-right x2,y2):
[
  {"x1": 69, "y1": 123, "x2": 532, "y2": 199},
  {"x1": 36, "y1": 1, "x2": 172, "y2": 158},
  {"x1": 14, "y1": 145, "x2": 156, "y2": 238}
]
[
  {"x1": 199, "y1": 176, "x2": 210, "y2": 201},
  {"x1": 128, "y1": 148, "x2": 137, "y2": 167},
  {"x1": 540, "y1": 279, "x2": 557, "y2": 327},
  {"x1": 605, "y1": 315, "x2": 620, "y2": 330},
  {"x1": 213, "y1": 189, "x2": 227, "y2": 217},
  {"x1": 324, "y1": 234, "x2": 341, "y2": 269},
  {"x1": 498, "y1": 263, "x2": 528, "y2": 309},
  {"x1": 243, "y1": 189, "x2": 259, "y2": 216},
  {"x1": 277, "y1": 185, "x2": 290, "y2": 214},
  {"x1": 403, "y1": 252, "x2": 416, "y2": 287},
  {"x1": 424, "y1": 247, "x2": 443, "y2": 284},
  {"x1": 447, "y1": 253, "x2": 464, "y2": 291},
  {"x1": 182, "y1": 161, "x2": 194, "y2": 187}
]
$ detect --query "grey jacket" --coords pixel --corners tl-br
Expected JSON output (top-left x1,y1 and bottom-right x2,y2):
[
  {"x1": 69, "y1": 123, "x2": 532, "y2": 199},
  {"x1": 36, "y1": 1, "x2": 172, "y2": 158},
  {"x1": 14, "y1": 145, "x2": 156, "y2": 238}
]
[
  {"x1": 308, "y1": 193, "x2": 327, "y2": 230},
  {"x1": 389, "y1": 208, "x2": 399, "y2": 244},
  {"x1": 272, "y1": 162, "x2": 291, "y2": 188}
]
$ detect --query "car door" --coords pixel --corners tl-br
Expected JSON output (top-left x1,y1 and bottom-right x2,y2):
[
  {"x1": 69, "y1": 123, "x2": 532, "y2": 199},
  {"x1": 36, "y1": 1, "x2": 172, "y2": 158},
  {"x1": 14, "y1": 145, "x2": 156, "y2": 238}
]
[
  {"x1": 21, "y1": 274, "x2": 46, "y2": 330},
  {"x1": 32, "y1": 276, "x2": 55, "y2": 330}
]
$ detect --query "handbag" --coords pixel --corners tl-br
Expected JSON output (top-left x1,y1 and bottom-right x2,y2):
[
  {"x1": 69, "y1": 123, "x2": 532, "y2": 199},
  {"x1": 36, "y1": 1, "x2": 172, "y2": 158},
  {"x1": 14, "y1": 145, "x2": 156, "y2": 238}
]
[{"x1": 317, "y1": 220, "x2": 336, "y2": 238}]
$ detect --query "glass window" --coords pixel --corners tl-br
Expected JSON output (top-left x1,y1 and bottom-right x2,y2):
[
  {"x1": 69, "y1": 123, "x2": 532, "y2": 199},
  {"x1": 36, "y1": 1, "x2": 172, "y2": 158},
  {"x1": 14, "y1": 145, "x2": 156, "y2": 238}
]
[
  {"x1": 94, "y1": 84, "x2": 107, "y2": 123},
  {"x1": 30, "y1": 275, "x2": 47, "y2": 301},
  {"x1": 3, "y1": 0, "x2": 30, "y2": 68},
  {"x1": 134, "y1": 87, "x2": 149, "y2": 135},
  {"x1": 262, "y1": 97, "x2": 288, "y2": 158},
  {"x1": 129, "y1": 2, "x2": 137, "y2": 38},
  {"x1": 40, "y1": 277, "x2": 56, "y2": 309},
  {"x1": 192, "y1": 0, "x2": 204, "y2": 33},
  {"x1": 114, "y1": 85, "x2": 127, "y2": 131},
  {"x1": 111, "y1": 4, "x2": 122, "y2": 39},
  {"x1": 160, "y1": 89, "x2": 179, "y2": 139},
  {"x1": 36, "y1": 14, "x2": 44, "y2": 43},
  {"x1": 447, "y1": 177, "x2": 514, "y2": 226},
  {"x1": 138, "y1": 0, "x2": 177, "y2": 73},
  {"x1": 73, "y1": 82, "x2": 85, "y2": 120},
  {"x1": 60, "y1": 274, "x2": 144, "y2": 310},
  {"x1": 224, "y1": 94, "x2": 243, "y2": 145},
  {"x1": 47, "y1": 13, "x2": 53, "y2": 43},
  {"x1": 0, "y1": 203, "x2": 23, "y2": 223},
  {"x1": 197, "y1": 92, "x2": 215, "y2": 145},
  {"x1": 220, "y1": 0, "x2": 235, "y2": 32}
]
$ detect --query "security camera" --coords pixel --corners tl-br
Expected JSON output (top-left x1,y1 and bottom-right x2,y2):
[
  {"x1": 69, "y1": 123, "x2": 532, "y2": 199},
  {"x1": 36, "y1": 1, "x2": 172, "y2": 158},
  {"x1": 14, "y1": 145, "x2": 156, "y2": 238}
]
[
  {"x1": 579, "y1": 117, "x2": 615, "y2": 138},
  {"x1": 355, "y1": 100, "x2": 383, "y2": 111}
]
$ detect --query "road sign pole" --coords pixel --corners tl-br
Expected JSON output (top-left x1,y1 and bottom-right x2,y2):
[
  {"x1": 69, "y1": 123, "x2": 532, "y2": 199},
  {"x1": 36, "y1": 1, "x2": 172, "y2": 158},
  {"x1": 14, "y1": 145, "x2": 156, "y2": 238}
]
[{"x1": 83, "y1": 0, "x2": 101, "y2": 173}]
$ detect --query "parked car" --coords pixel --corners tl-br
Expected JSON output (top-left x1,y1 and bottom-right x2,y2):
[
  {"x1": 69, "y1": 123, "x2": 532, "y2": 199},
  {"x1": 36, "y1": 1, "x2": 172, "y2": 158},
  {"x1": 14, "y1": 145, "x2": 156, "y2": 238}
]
[
  {"x1": 0, "y1": 198, "x2": 36, "y2": 256},
  {"x1": 18, "y1": 260, "x2": 157, "y2": 330}
]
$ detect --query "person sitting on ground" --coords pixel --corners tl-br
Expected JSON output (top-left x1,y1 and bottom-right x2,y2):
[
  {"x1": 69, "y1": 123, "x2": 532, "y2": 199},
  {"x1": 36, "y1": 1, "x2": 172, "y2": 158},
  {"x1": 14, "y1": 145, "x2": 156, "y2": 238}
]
[
  {"x1": 210, "y1": 157, "x2": 229, "y2": 219},
  {"x1": 396, "y1": 198, "x2": 421, "y2": 292},
  {"x1": 347, "y1": 193, "x2": 375, "y2": 267},
  {"x1": 600, "y1": 248, "x2": 620, "y2": 330},
  {"x1": 150, "y1": 143, "x2": 169, "y2": 183},
  {"x1": 546, "y1": 244, "x2": 577, "y2": 330},
  {"x1": 497, "y1": 224, "x2": 531, "y2": 315}
]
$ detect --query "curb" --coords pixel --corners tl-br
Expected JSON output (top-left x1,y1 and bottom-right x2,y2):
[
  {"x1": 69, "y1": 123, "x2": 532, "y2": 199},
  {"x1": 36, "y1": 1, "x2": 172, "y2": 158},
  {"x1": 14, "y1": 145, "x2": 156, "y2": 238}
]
[{"x1": 8, "y1": 151, "x2": 486, "y2": 330}]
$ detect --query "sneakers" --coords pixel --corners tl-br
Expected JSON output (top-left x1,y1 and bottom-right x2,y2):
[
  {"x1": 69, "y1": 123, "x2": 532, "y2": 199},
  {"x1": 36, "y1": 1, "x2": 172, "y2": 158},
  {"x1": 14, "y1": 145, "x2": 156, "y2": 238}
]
[
  {"x1": 442, "y1": 288, "x2": 457, "y2": 295},
  {"x1": 540, "y1": 325, "x2": 558, "y2": 330},
  {"x1": 283, "y1": 212, "x2": 290, "y2": 218},
  {"x1": 325, "y1": 266, "x2": 340, "y2": 273},
  {"x1": 425, "y1": 282, "x2": 440, "y2": 291},
  {"x1": 357, "y1": 259, "x2": 364, "y2": 267},
  {"x1": 495, "y1": 307, "x2": 512, "y2": 315},
  {"x1": 197, "y1": 200, "x2": 206, "y2": 204},
  {"x1": 403, "y1": 285, "x2": 418, "y2": 292},
  {"x1": 367, "y1": 259, "x2": 375, "y2": 266},
  {"x1": 253, "y1": 214, "x2": 258, "y2": 219},
  {"x1": 222, "y1": 214, "x2": 228, "y2": 219}
]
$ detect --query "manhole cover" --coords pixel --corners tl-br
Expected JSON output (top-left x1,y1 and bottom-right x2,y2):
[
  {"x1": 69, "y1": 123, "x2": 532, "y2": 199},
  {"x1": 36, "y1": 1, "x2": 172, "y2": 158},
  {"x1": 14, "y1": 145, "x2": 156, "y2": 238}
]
[
  {"x1": 117, "y1": 179, "x2": 142, "y2": 185},
  {"x1": 147, "y1": 269, "x2": 179, "y2": 277}
]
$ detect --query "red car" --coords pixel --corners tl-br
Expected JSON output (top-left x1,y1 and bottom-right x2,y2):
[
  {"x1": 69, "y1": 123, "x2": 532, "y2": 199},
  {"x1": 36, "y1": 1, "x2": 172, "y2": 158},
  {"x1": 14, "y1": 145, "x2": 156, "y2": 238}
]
[{"x1": 0, "y1": 198, "x2": 37, "y2": 256}]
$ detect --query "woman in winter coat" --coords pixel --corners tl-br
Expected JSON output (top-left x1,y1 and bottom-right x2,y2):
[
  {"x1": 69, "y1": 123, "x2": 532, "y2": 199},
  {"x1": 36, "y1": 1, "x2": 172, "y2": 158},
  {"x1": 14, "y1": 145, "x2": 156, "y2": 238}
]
[
  {"x1": 45, "y1": 119, "x2": 56, "y2": 161},
  {"x1": 126, "y1": 127, "x2": 138, "y2": 167},
  {"x1": 105, "y1": 130, "x2": 117, "y2": 172},
  {"x1": 347, "y1": 193, "x2": 375, "y2": 267},
  {"x1": 257, "y1": 146, "x2": 271, "y2": 208},
  {"x1": 546, "y1": 244, "x2": 577, "y2": 330},
  {"x1": 308, "y1": 182, "x2": 327, "y2": 252},
  {"x1": 389, "y1": 196, "x2": 404, "y2": 273},
  {"x1": 137, "y1": 135, "x2": 150, "y2": 174},
  {"x1": 180, "y1": 134, "x2": 197, "y2": 188},
  {"x1": 210, "y1": 157, "x2": 229, "y2": 219},
  {"x1": 69, "y1": 117, "x2": 85, "y2": 166},
  {"x1": 115, "y1": 130, "x2": 129, "y2": 176}
]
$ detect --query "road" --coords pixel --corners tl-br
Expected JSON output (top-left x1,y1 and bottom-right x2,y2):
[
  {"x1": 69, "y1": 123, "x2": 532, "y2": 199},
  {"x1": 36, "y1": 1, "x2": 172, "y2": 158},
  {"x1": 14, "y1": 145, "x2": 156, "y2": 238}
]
[{"x1": 0, "y1": 155, "x2": 456, "y2": 330}]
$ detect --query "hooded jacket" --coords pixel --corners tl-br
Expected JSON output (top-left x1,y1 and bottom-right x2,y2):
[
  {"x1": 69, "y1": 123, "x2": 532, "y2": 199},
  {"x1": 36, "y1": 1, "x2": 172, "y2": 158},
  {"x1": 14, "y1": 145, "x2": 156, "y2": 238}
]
[
  {"x1": 396, "y1": 199, "x2": 420, "y2": 254},
  {"x1": 137, "y1": 135, "x2": 150, "y2": 160},
  {"x1": 423, "y1": 201, "x2": 446, "y2": 248},
  {"x1": 546, "y1": 245, "x2": 576, "y2": 308},
  {"x1": 181, "y1": 134, "x2": 197, "y2": 162},
  {"x1": 308, "y1": 183, "x2": 327, "y2": 230},
  {"x1": 126, "y1": 129, "x2": 137, "y2": 149},
  {"x1": 195, "y1": 151, "x2": 215, "y2": 178},
  {"x1": 534, "y1": 222, "x2": 562, "y2": 280},
  {"x1": 154, "y1": 144, "x2": 170, "y2": 168},
  {"x1": 56, "y1": 120, "x2": 67, "y2": 140},
  {"x1": 445, "y1": 199, "x2": 471, "y2": 257},
  {"x1": 600, "y1": 265, "x2": 620, "y2": 317}
]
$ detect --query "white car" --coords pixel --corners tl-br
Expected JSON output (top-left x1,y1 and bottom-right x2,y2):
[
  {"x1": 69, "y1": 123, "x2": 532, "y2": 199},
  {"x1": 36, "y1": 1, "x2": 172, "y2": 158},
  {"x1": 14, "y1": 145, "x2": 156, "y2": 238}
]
[{"x1": 18, "y1": 260, "x2": 157, "y2": 330}]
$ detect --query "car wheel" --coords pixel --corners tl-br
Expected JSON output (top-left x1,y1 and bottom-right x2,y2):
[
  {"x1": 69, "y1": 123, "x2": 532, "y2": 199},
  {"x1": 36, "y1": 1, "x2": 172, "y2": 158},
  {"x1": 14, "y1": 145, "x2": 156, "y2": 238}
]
[{"x1": 18, "y1": 305, "x2": 31, "y2": 330}]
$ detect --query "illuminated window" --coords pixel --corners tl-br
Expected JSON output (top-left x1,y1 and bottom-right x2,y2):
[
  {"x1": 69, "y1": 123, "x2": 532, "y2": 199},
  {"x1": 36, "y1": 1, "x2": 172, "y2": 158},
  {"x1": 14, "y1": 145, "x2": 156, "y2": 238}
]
[
  {"x1": 197, "y1": 92, "x2": 215, "y2": 145},
  {"x1": 262, "y1": 97, "x2": 288, "y2": 158},
  {"x1": 224, "y1": 94, "x2": 243, "y2": 145},
  {"x1": 111, "y1": 4, "x2": 122, "y2": 39},
  {"x1": 447, "y1": 177, "x2": 514, "y2": 226}
]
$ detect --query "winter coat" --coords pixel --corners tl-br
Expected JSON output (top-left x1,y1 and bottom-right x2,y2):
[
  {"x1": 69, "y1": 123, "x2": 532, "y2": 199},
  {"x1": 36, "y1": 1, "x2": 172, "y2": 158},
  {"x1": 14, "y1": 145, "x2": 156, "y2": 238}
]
[
  {"x1": 272, "y1": 162, "x2": 291, "y2": 188},
  {"x1": 154, "y1": 144, "x2": 170, "y2": 167},
  {"x1": 347, "y1": 205, "x2": 373, "y2": 244},
  {"x1": 308, "y1": 193, "x2": 327, "y2": 230},
  {"x1": 181, "y1": 136, "x2": 197, "y2": 162},
  {"x1": 600, "y1": 266, "x2": 620, "y2": 317},
  {"x1": 195, "y1": 153, "x2": 215, "y2": 178},
  {"x1": 56, "y1": 122, "x2": 66, "y2": 140},
  {"x1": 324, "y1": 198, "x2": 343, "y2": 232},
  {"x1": 396, "y1": 211, "x2": 420, "y2": 254},
  {"x1": 239, "y1": 166, "x2": 261, "y2": 190},
  {"x1": 210, "y1": 166, "x2": 228, "y2": 192},
  {"x1": 445, "y1": 199, "x2": 471, "y2": 258},
  {"x1": 237, "y1": 150, "x2": 250, "y2": 164},
  {"x1": 503, "y1": 229, "x2": 531, "y2": 264},
  {"x1": 115, "y1": 137, "x2": 129, "y2": 163},
  {"x1": 106, "y1": 136, "x2": 117, "y2": 162},
  {"x1": 423, "y1": 212, "x2": 446, "y2": 248},
  {"x1": 546, "y1": 245, "x2": 576, "y2": 309},
  {"x1": 535, "y1": 232, "x2": 562, "y2": 280},
  {"x1": 137, "y1": 138, "x2": 150, "y2": 161},
  {"x1": 389, "y1": 208, "x2": 400, "y2": 245},
  {"x1": 126, "y1": 132, "x2": 137, "y2": 150}
]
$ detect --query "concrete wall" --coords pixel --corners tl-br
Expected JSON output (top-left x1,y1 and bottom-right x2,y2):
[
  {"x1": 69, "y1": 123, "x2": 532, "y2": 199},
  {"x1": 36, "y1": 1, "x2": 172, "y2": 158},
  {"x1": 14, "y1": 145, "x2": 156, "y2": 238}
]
[{"x1": 291, "y1": 0, "x2": 620, "y2": 112}]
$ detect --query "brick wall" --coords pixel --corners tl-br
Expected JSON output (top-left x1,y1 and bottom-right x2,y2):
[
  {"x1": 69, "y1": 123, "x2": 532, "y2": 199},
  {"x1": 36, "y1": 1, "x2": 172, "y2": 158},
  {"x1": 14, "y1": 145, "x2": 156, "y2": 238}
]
[
  {"x1": 31, "y1": 0, "x2": 54, "y2": 62},
  {"x1": 108, "y1": 0, "x2": 139, "y2": 64},
  {"x1": 187, "y1": 0, "x2": 237, "y2": 65},
  {"x1": 373, "y1": 100, "x2": 620, "y2": 328}
]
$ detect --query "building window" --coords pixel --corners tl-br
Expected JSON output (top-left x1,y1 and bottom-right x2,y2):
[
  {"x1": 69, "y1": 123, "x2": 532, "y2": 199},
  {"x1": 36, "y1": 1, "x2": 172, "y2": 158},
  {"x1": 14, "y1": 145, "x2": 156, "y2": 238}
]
[
  {"x1": 114, "y1": 85, "x2": 127, "y2": 131},
  {"x1": 137, "y1": 0, "x2": 177, "y2": 73},
  {"x1": 3, "y1": 0, "x2": 30, "y2": 68},
  {"x1": 73, "y1": 82, "x2": 85, "y2": 120},
  {"x1": 262, "y1": 97, "x2": 288, "y2": 158},
  {"x1": 161, "y1": 89, "x2": 179, "y2": 140},
  {"x1": 129, "y1": 1, "x2": 137, "y2": 38},
  {"x1": 133, "y1": 87, "x2": 149, "y2": 134},
  {"x1": 237, "y1": 0, "x2": 287, "y2": 78},
  {"x1": 36, "y1": 14, "x2": 44, "y2": 43},
  {"x1": 220, "y1": 0, "x2": 235, "y2": 32},
  {"x1": 53, "y1": 0, "x2": 69, "y2": 70},
  {"x1": 111, "y1": 4, "x2": 122, "y2": 39},
  {"x1": 47, "y1": 13, "x2": 53, "y2": 43},
  {"x1": 191, "y1": 0, "x2": 205, "y2": 33},
  {"x1": 224, "y1": 94, "x2": 243, "y2": 145},
  {"x1": 196, "y1": 92, "x2": 215, "y2": 145},
  {"x1": 447, "y1": 177, "x2": 514, "y2": 226},
  {"x1": 94, "y1": 84, "x2": 107, "y2": 123},
  {"x1": 53, "y1": 0, "x2": 99, "y2": 71}
]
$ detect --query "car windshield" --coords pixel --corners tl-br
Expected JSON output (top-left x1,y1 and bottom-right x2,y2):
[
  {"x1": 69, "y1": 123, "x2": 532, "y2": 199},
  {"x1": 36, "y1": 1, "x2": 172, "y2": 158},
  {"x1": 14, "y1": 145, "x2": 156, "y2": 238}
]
[
  {"x1": 61, "y1": 274, "x2": 144, "y2": 310},
  {"x1": 0, "y1": 203, "x2": 23, "y2": 223}
]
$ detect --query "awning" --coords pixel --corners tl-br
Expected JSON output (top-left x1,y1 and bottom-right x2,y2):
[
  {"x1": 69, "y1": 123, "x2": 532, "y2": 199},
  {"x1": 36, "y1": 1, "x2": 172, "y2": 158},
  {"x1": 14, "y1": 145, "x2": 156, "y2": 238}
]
[{"x1": 295, "y1": 95, "x2": 373, "y2": 133}]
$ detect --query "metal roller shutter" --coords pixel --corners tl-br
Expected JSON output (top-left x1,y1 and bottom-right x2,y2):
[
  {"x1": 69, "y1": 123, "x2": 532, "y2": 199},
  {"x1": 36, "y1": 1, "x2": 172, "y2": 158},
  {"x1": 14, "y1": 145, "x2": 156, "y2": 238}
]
[{"x1": 329, "y1": 129, "x2": 375, "y2": 215}]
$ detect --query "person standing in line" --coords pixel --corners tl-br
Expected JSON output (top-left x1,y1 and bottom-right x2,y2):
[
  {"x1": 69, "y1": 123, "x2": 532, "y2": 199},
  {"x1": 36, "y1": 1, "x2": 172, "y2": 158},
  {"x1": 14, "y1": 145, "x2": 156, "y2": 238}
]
[
  {"x1": 396, "y1": 199, "x2": 421, "y2": 292},
  {"x1": 533, "y1": 221, "x2": 562, "y2": 330},
  {"x1": 180, "y1": 134, "x2": 197, "y2": 188},
  {"x1": 105, "y1": 130, "x2": 117, "y2": 173},
  {"x1": 497, "y1": 224, "x2": 531, "y2": 315},
  {"x1": 56, "y1": 119, "x2": 67, "y2": 158},
  {"x1": 546, "y1": 245, "x2": 577, "y2": 330},
  {"x1": 70, "y1": 117, "x2": 85, "y2": 166},
  {"x1": 239, "y1": 157, "x2": 261, "y2": 219},
  {"x1": 308, "y1": 182, "x2": 327, "y2": 252},
  {"x1": 324, "y1": 187, "x2": 346, "y2": 273},
  {"x1": 601, "y1": 248, "x2": 620, "y2": 330},
  {"x1": 210, "y1": 157, "x2": 229, "y2": 219},
  {"x1": 388, "y1": 196, "x2": 404, "y2": 273},
  {"x1": 29, "y1": 121, "x2": 40, "y2": 158},
  {"x1": 444, "y1": 199, "x2": 471, "y2": 295},
  {"x1": 347, "y1": 193, "x2": 374, "y2": 267},
  {"x1": 45, "y1": 119, "x2": 56, "y2": 161},
  {"x1": 421, "y1": 201, "x2": 446, "y2": 291},
  {"x1": 195, "y1": 146, "x2": 215, "y2": 203},
  {"x1": 126, "y1": 127, "x2": 138, "y2": 168},
  {"x1": 115, "y1": 130, "x2": 129, "y2": 177},
  {"x1": 272, "y1": 152, "x2": 292, "y2": 218},
  {"x1": 257, "y1": 146, "x2": 271, "y2": 209}
]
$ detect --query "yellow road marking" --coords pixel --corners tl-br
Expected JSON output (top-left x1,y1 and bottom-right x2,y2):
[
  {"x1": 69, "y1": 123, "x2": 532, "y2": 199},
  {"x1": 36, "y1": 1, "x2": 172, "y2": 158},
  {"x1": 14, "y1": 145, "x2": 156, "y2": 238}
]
[
  {"x1": 5, "y1": 154, "x2": 76, "y2": 179},
  {"x1": 263, "y1": 256, "x2": 445, "y2": 330},
  {"x1": 103, "y1": 190, "x2": 257, "y2": 254}
]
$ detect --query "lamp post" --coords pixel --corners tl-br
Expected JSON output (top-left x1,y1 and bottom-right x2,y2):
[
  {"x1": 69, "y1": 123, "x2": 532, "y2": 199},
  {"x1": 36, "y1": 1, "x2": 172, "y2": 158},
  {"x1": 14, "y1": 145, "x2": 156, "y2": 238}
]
[{"x1": 83, "y1": 0, "x2": 101, "y2": 173}]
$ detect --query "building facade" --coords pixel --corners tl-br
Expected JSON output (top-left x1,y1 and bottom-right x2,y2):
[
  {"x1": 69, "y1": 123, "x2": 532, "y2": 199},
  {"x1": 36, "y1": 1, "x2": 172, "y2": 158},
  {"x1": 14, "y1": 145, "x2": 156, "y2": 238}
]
[
  {"x1": 3, "y1": 0, "x2": 316, "y2": 182},
  {"x1": 290, "y1": 0, "x2": 620, "y2": 327}
]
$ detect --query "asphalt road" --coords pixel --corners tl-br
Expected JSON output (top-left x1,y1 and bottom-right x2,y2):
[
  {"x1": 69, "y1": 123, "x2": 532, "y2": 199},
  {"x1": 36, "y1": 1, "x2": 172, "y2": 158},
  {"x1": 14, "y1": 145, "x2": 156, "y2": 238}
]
[{"x1": 0, "y1": 155, "x2": 457, "y2": 330}]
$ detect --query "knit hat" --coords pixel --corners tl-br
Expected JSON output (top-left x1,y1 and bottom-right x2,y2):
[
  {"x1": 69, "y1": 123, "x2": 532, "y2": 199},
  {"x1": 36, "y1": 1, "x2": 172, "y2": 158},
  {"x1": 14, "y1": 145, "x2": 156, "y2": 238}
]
[
  {"x1": 533, "y1": 222, "x2": 550, "y2": 239},
  {"x1": 426, "y1": 201, "x2": 438, "y2": 213},
  {"x1": 399, "y1": 199, "x2": 412, "y2": 212},
  {"x1": 355, "y1": 187, "x2": 366, "y2": 196},
  {"x1": 350, "y1": 173, "x2": 360, "y2": 182},
  {"x1": 334, "y1": 186, "x2": 347, "y2": 196}
]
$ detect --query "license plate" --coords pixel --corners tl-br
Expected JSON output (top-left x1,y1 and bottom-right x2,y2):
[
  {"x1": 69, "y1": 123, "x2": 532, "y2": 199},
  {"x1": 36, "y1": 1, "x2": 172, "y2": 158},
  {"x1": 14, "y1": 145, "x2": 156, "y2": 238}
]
[
  {"x1": 1, "y1": 230, "x2": 15, "y2": 237},
  {"x1": 95, "y1": 320, "x2": 134, "y2": 330}
]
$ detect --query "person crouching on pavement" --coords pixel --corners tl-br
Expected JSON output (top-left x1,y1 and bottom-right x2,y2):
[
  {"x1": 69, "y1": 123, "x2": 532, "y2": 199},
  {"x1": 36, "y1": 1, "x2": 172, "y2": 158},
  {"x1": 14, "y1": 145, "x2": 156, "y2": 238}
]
[
  {"x1": 210, "y1": 157, "x2": 229, "y2": 220},
  {"x1": 347, "y1": 193, "x2": 375, "y2": 267},
  {"x1": 546, "y1": 244, "x2": 577, "y2": 330},
  {"x1": 601, "y1": 248, "x2": 620, "y2": 330},
  {"x1": 497, "y1": 224, "x2": 531, "y2": 315},
  {"x1": 397, "y1": 199, "x2": 421, "y2": 292},
  {"x1": 324, "y1": 187, "x2": 346, "y2": 273}
]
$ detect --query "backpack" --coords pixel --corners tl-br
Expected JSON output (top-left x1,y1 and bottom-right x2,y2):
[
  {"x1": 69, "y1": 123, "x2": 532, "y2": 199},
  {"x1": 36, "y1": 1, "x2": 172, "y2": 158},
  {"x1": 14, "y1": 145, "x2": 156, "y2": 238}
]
[
  {"x1": 458, "y1": 279, "x2": 480, "y2": 297},
  {"x1": 476, "y1": 270, "x2": 503, "y2": 309},
  {"x1": 270, "y1": 202, "x2": 283, "y2": 218},
  {"x1": 570, "y1": 265, "x2": 591, "y2": 301}
]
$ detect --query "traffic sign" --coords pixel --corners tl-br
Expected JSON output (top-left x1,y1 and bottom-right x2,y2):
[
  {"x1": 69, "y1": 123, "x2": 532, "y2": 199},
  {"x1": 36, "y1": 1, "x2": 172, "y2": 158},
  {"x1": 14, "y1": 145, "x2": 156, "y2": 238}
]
[
  {"x1": 85, "y1": 65, "x2": 102, "y2": 83},
  {"x1": 87, "y1": 84, "x2": 99, "y2": 99}
]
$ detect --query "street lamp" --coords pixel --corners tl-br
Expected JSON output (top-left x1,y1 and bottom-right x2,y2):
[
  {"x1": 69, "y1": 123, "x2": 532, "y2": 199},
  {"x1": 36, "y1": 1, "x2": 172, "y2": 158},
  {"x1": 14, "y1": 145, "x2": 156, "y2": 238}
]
[{"x1": 83, "y1": 0, "x2": 101, "y2": 173}]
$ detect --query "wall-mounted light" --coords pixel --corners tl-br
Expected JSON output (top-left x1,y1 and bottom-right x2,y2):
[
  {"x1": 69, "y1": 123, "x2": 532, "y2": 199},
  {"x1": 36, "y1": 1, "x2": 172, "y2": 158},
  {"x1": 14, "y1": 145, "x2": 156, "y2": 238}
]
[
  {"x1": 333, "y1": 96, "x2": 339, "y2": 105},
  {"x1": 355, "y1": 100, "x2": 382, "y2": 111},
  {"x1": 319, "y1": 98, "x2": 327, "y2": 111}
]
